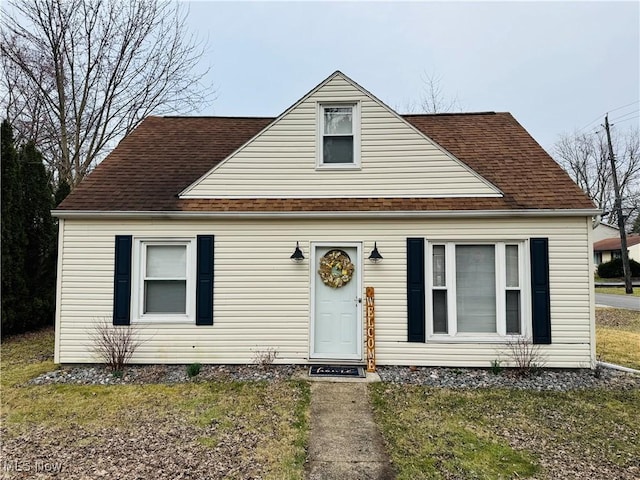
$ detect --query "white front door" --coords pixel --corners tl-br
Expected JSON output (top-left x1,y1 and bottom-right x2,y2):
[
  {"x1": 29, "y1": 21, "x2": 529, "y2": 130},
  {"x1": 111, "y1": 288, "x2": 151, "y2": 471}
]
[{"x1": 311, "y1": 244, "x2": 362, "y2": 360}]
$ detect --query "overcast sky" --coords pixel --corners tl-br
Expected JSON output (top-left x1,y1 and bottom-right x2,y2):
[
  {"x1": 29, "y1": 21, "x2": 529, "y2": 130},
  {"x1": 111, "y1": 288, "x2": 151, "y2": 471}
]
[{"x1": 184, "y1": 1, "x2": 639, "y2": 154}]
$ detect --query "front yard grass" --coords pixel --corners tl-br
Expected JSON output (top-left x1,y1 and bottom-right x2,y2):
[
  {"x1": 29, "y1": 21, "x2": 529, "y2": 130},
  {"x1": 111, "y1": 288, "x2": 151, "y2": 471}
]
[
  {"x1": 370, "y1": 308, "x2": 640, "y2": 479},
  {"x1": 3, "y1": 315, "x2": 640, "y2": 479},
  {"x1": 596, "y1": 307, "x2": 640, "y2": 370},
  {"x1": 1, "y1": 328, "x2": 310, "y2": 479},
  {"x1": 370, "y1": 385, "x2": 640, "y2": 480}
]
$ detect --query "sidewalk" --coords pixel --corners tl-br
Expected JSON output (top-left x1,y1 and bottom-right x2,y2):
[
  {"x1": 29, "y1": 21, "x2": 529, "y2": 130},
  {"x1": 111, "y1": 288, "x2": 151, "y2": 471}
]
[{"x1": 306, "y1": 382, "x2": 395, "y2": 480}]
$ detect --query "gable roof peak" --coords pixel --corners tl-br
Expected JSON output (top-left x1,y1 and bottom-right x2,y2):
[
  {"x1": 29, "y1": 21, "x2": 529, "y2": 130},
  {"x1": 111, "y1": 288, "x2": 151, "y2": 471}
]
[{"x1": 56, "y1": 71, "x2": 596, "y2": 214}]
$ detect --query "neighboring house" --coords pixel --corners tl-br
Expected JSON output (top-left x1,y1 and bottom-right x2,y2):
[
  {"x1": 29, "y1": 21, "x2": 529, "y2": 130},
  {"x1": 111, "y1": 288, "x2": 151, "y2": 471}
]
[
  {"x1": 592, "y1": 222, "x2": 620, "y2": 266},
  {"x1": 53, "y1": 71, "x2": 598, "y2": 368},
  {"x1": 592, "y1": 222, "x2": 619, "y2": 244},
  {"x1": 593, "y1": 234, "x2": 640, "y2": 266}
]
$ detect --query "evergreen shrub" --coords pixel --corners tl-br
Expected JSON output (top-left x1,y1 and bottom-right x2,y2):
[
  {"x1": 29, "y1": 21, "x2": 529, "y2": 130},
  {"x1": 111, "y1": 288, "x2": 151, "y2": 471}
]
[{"x1": 597, "y1": 258, "x2": 640, "y2": 278}]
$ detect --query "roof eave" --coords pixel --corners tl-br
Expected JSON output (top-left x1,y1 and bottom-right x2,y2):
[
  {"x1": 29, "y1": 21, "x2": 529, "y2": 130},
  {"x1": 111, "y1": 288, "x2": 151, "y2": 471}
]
[{"x1": 52, "y1": 208, "x2": 601, "y2": 220}]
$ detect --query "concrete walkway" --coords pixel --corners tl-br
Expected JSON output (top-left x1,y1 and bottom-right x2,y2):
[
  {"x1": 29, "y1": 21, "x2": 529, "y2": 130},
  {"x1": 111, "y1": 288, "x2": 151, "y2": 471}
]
[{"x1": 306, "y1": 382, "x2": 395, "y2": 480}]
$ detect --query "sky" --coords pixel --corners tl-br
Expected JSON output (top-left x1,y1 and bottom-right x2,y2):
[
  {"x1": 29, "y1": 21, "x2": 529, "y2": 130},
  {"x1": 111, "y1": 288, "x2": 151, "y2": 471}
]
[{"x1": 183, "y1": 0, "x2": 639, "y2": 154}]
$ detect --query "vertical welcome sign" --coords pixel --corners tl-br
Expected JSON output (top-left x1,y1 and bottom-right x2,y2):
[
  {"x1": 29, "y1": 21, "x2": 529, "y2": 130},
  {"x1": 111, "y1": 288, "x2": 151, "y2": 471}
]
[{"x1": 366, "y1": 287, "x2": 376, "y2": 372}]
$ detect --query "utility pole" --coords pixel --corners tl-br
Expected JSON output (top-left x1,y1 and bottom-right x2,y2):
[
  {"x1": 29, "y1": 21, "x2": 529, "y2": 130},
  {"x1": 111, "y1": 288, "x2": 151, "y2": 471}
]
[{"x1": 604, "y1": 114, "x2": 633, "y2": 294}]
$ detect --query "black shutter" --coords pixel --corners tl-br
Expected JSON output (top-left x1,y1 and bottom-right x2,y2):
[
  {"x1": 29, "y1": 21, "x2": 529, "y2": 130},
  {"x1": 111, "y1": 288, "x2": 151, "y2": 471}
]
[
  {"x1": 113, "y1": 235, "x2": 132, "y2": 325},
  {"x1": 196, "y1": 235, "x2": 214, "y2": 326},
  {"x1": 530, "y1": 238, "x2": 551, "y2": 344},
  {"x1": 407, "y1": 238, "x2": 425, "y2": 342}
]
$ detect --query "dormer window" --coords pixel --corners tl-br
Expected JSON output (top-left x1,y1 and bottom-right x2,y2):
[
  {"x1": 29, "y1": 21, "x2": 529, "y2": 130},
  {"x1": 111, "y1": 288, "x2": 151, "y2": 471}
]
[{"x1": 318, "y1": 103, "x2": 360, "y2": 168}]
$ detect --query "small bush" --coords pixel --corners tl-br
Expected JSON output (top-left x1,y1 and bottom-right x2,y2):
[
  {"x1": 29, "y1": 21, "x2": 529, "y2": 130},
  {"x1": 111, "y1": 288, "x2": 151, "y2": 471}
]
[
  {"x1": 253, "y1": 347, "x2": 278, "y2": 369},
  {"x1": 90, "y1": 318, "x2": 143, "y2": 372},
  {"x1": 597, "y1": 258, "x2": 640, "y2": 278},
  {"x1": 506, "y1": 337, "x2": 546, "y2": 376},
  {"x1": 187, "y1": 363, "x2": 202, "y2": 378},
  {"x1": 490, "y1": 359, "x2": 503, "y2": 375}
]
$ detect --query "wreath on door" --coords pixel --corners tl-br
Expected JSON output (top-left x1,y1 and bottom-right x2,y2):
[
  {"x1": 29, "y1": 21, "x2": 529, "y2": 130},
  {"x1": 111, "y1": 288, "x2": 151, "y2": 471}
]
[{"x1": 318, "y1": 249, "x2": 354, "y2": 288}]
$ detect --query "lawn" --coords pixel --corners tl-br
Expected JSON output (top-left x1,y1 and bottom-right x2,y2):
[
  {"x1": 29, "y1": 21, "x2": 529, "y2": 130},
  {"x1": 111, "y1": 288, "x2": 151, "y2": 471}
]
[
  {"x1": 371, "y1": 385, "x2": 640, "y2": 480},
  {"x1": 368, "y1": 308, "x2": 640, "y2": 480},
  {"x1": 1, "y1": 328, "x2": 310, "y2": 479},
  {"x1": 596, "y1": 307, "x2": 640, "y2": 370},
  {"x1": 595, "y1": 286, "x2": 640, "y2": 297},
  {"x1": 3, "y1": 317, "x2": 639, "y2": 479}
]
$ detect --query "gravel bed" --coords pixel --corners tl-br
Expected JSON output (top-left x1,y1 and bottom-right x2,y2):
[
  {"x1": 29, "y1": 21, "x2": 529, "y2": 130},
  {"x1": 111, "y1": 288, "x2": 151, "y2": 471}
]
[
  {"x1": 377, "y1": 365, "x2": 640, "y2": 390},
  {"x1": 28, "y1": 363, "x2": 640, "y2": 390},
  {"x1": 28, "y1": 364, "x2": 306, "y2": 386}
]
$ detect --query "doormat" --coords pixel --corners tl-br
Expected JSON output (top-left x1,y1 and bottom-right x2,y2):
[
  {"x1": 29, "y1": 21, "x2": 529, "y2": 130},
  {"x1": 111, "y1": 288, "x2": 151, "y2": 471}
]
[{"x1": 309, "y1": 365, "x2": 366, "y2": 378}]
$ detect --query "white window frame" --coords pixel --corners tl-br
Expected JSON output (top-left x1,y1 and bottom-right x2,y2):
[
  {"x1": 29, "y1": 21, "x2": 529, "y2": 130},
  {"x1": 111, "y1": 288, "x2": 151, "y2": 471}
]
[
  {"x1": 425, "y1": 240, "x2": 531, "y2": 342},
  {"x1": 316, "y1": 101, "x2": 361, "y2": 170},
  {"x1": 131, "y1": 237, "x2": 196, "y2": 323}
]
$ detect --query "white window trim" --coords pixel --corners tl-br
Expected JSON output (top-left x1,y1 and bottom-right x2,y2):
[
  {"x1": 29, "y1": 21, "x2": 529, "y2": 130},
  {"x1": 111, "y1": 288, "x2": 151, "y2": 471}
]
[
  {"x1": 131, "y1": 237, "x2": 196, "y2": 324},
  {"x1": 425, "y1": 240, "x2": 531, "y2": 343},
  {"x1": 316, "y1": 101, "x2": 361, "y2": 170}
]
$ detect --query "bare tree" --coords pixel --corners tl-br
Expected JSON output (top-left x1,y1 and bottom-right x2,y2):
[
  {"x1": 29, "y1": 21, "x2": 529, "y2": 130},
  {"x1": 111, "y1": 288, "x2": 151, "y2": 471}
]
[
  {"x1": 419, "y1": 72, "x2": 461, "y2": 114},
  {"x1": 396, "y1": 72, "x2": 462, "y2": 114},
  {"x1": 553, "y1": 127, "x2": 640, "y2": 229},
  {"x1": 1, "y1": 0, "x2": 212, "y2": 188}
]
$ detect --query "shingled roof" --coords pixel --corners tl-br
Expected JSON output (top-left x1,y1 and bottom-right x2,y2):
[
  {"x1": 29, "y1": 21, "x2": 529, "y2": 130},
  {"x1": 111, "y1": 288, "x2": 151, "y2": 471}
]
[
  {"x1": 594, "y1": 234, "x2": 640, "y2": 251},
  {"x1": 56, "y1": 112, "x2": 595, "y2": 213}
]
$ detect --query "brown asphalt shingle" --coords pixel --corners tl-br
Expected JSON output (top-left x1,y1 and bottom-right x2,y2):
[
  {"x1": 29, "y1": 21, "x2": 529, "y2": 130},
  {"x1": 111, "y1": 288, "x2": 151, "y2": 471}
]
[
  {"x1": 594, "y1": 234, "x2": 640, "y2": 251},
  {"x1": 57, "y1": 113, "x2": 595, "y2": 213}
]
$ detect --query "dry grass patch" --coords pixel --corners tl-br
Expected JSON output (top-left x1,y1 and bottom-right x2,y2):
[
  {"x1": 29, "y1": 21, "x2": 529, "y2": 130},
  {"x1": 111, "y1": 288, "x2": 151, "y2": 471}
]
[
  {"x1": 596, "y1": 307, "x2": 640, "y2": 369},
  {"x1": 1, "y1": 329, "x2": 310, "y2": 479},
  {"x1": 1, "y1": 327, "x2": 56, "y2": 387},
  {"x1": 596, "y1": 307, "x2": 640, "y2": 332},
  {"x1": 596, "y1": 329, "x2": 640, "y2": 370},
  {"x1": 370, "y1": 385, "x2": 640, "y2": 480}
]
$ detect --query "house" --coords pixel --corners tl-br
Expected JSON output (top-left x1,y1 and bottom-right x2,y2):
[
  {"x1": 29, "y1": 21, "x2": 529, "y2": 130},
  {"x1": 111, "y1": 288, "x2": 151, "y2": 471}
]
[
  {"x1": 593, "y1": 222, "x2": 619, "y2": 244},
  {"x1": 53, "y1": 71, "x2": 599, "y2": 369},
  {"x1": 593, "y1": 234, "x2": 640, "y2": 266},
  {"x1": 592, "y1": 222, "x2": 619, "y2": 267}
]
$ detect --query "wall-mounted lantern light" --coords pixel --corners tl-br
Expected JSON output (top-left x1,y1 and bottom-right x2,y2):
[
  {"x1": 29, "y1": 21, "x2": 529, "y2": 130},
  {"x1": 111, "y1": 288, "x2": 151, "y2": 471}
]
[
  {"x1": 368, "y1": 242, "x2": 383, "y2": 263},
  {"x1": 290, "y1": 242, "x2": 305, "y2": 262}
]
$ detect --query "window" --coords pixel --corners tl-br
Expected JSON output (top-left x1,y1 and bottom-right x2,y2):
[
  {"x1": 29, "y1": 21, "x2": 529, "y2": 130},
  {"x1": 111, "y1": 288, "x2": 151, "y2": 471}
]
[
  {"x1": 427, "y1": 242, "x2": 526, "y2": 339},
  {"x1": 432, "y1": 245, "x2": 448, "y2": 333},
  {"x1": 505, "y1": 245, "x2": 521, "y2": 335},
  {"x1": 318, "y1": 103, "x2": 360, "y2": 167},
  {"x1": 456, "y1": 245, "x2": 496, "y2": 333},
  {"x1": 594, "y1": 252, "x2": 602, "y2": 265},
  {"x1": 133, "y1": 239, "x2": 195, "y2": 322},
  {"x1": 144, "y1": 245, "x2": 186, "y2": 314}
]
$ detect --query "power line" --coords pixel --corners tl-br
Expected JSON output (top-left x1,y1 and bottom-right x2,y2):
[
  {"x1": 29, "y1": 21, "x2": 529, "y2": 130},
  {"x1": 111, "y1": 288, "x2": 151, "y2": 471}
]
[
  {"x1": 610, "y1": 109, "x2": 640, "y2": 123},
  {"x1": 576, "y1": 100, "x2": 639, "y2": 134},
  {"x1": 612, "y1": 115, "x2": 640, "y2": 126},
  {"x1": 608, "y1": 100, "x2": 640, "y2": 114},
  {"x1": 576, "y1": 114, "x2": 605, "y2": 134}
]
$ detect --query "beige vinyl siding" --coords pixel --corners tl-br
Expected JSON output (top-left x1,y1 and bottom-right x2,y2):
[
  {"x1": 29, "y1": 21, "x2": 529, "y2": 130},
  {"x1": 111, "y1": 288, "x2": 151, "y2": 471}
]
[
  {"x1": 182, "y1": 74, "x2": 500, "y2": 198},
  {"x1": 599, "y1": 243, "x2": 640, "y2": 264},
  {"x1": 592, "y1": 223, "x2": 619, "y2": 243},
  {"x1": 56, "y1": 216, "x2": 593, "y2": 368}
]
